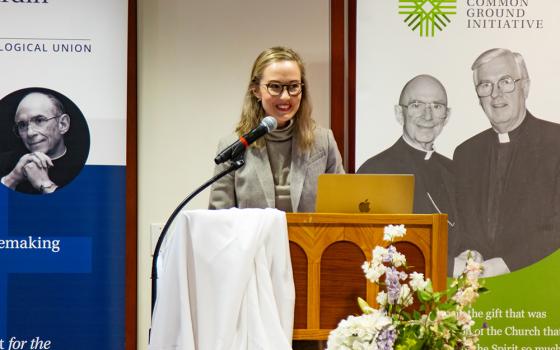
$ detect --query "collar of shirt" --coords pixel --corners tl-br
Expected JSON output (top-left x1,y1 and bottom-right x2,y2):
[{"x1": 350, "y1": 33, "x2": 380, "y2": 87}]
[
  {"x1": 402, "y1": 136, "x2": 434, "y2": 160},
  {"x1": 265, "y1": 119, "x2": 295, "y2": 142},
  {"x1": 50, "y1": 146, "x2": 67, "y2": 161},
  {"x1": 492, "y1": 112, "x2": 528, "y2": 144}
]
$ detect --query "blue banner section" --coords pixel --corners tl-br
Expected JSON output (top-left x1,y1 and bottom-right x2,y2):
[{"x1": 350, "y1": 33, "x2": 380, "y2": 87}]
[
  {"x1": 0, "y1": 165, "x2": 125, "y2": 350},
  {"x1": 0, "y1": 178, "x2": 6, "y2": 346},
  {"x1": 0, "y1": 237, "x2": 91, "y2": 273}
]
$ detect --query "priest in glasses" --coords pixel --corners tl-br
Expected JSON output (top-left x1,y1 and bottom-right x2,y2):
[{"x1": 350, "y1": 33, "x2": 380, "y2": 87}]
[
  {"x1": 357, "y1": 74, "x2": 456, "y2": 272},
  {"x1": 453, "y1": 48, "x2": 560, "y2": 273}
]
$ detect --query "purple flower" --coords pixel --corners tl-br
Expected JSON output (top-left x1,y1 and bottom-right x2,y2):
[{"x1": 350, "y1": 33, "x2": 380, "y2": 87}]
[
  {"x1": 383, "y1": 246, "x2": 397, "y2": 263},
  {"x1": 376, "y1": 326, "x2": 397, "y2": 350},
  {"x1": 385, "y1": 267, "x2": 401, "y2": 304}
]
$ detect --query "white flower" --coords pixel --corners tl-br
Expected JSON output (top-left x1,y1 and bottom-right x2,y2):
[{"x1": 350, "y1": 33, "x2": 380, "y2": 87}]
[
  {"x1": 362, "y1": 261, "x2": 387, "y2": 284},
  {"x1": 408, "y1": 272, "x2": 429, "y2": 291},
  {"x1": 376, "y1": 291, "x2": 388, "y2": 306},
  {"x1": 383, "y1": 224, "x2": 406, "y2": 242},
  {"x1": 466, "y1": 275, "x2": 480, "y2": 290},
  {"x1": 334, "y1": 224, "x2": 484, "y2": 349},
  {"x1": 397, "y1": 284, "x2": 413, "y2": 307},
  {"x1": 435, "y1": 310, "x2": 449, "y2": 322},
  {"x1": 326, "y1": 310, "x2": 392, "y2": 350},
  {"x1": 391, "y1": 251, "x2": 407, "y2": 267},
  {"x1": 465, "y1": 258, "x2": 483, "y2": 275},
  {"x1": 456, "y1": 311, "x2": 475, "y2": 330},
  {"x1": 371, "y1": 246, "x2": 387, "y2": 264},
  {"x1": 453, "y1": 287, "x2": 479, "y2": 307},
  {"x1": 462, "y1": 335, "x2": 478, "y2": 350},
  {"x1": 465, "y1": 257, "x2": 483, "y2": 285},
  {"x1": 361, "y1": 261, "x2": 370, "y2": 274}
]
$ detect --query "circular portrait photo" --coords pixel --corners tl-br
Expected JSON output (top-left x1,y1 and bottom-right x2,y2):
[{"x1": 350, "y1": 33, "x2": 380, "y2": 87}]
[{"x1": 0, "y1": 87, "x2": 90, "y2": 195}]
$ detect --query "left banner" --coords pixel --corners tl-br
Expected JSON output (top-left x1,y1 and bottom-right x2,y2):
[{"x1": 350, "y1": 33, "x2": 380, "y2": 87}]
[{"x1": 0, "y1": 1, "x2": 128, "y2": 349}]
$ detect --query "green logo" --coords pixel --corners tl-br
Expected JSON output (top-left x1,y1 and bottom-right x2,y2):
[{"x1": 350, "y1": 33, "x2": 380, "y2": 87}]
[{"x1": 399, "y1": 0, "x2": 457, "y2": 37}]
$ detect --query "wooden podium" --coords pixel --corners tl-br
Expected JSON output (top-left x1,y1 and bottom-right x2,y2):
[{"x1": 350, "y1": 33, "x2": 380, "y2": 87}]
[{"x1": 286, "y1": 213, "x2": 448, "y2": 341}]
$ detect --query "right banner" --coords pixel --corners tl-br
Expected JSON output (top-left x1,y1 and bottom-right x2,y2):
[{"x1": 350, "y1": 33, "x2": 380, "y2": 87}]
[{"x1": 355, "y1": 0, "x2": 560, "y2": 347}]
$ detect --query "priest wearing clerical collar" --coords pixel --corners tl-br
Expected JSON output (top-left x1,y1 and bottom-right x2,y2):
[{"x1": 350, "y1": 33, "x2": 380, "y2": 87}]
[
  {"x1": 358, "y1": 74, "x2": 456, "y2": 234},
  {"x1": 1, "y1": 92, "x2": 82, "y2": 194},
  {"x1": 453, "y1": 48, "x2": 560, "y2": 273}
]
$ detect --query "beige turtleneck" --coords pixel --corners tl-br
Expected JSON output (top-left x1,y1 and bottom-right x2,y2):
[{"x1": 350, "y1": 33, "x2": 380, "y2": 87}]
[{"x1": 265, "y1": 120, "x2": 295, "y2": 212}]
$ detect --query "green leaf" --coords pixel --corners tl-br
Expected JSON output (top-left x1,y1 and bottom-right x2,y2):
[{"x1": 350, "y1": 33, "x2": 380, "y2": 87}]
[
  {"x1": 438, "y1": 302, "x2": 455, "y2": 311},
  {"x1": 357, "y1": 297, "x2": 372, "y2": 314},
  {"x1": 402, "y1": 310, "x2": 413, "y2": 320},
  {"x1": 426, "y1": 280, "x2": 434, "y2": 293},
  {"x1": 429, "y1": 310, "x2": 437, "y2": 321},
  {"x1": 418, "y1": 290, "x2": 432, "y2": 302},
  {"x1": 478, "y1": 287, "x2": 490, "y2": 293},
  {"x1": 395, "y1": 328, "x2": 426, "y2": 350}
]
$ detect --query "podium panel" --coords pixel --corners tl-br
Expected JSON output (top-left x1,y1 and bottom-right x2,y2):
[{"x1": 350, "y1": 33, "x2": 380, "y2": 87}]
[{"x1": 286, "y1": 213, "x2": 448, "y2": 340}]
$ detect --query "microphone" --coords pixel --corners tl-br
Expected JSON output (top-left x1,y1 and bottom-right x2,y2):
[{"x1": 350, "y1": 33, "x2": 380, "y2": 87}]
[{"x1": 214, "y1": 116, "x2": 278, "y2": 164}]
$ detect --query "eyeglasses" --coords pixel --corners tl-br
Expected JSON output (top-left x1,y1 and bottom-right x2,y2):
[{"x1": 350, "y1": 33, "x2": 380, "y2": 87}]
[
  {"x1": 13, "y1": 115, "x2": 60, "y2": 136},
  {"x1": 401, "y1": 101, "x2": 448, "y2": 119},
  {"x1": 261, "y1": 82, "x2": 303, "y2": 97},
  {"x1": 476, "y1": 76, "x2": 522, "y2": 97}
]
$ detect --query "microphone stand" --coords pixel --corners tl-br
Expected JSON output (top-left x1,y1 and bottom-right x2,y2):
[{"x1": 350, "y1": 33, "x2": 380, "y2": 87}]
[{"x1": 150, "y1": 156, "x2": 245, "y2": 316}]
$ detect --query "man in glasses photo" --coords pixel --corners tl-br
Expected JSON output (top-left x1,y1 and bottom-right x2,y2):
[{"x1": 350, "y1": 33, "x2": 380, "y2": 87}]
[
  {"x1": 358, "y1": 74, "x2": 456, "y2": 255},
  {"x1": 0, "y1": 91, "x2": 84, "y2": 194},
  {"x1": 453, "y1": 48, "x2": 560, "y2": 272}
]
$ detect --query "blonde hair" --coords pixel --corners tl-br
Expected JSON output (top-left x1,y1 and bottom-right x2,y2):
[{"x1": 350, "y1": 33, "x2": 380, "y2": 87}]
[{"x1": 236, "y1": 46, "x2": 315, "y2": 150}]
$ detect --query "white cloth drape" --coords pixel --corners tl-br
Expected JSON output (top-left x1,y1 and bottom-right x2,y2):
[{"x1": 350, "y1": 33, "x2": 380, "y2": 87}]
[{"x1": 149, "y1": 208, "x2": 295, "y2": 350}]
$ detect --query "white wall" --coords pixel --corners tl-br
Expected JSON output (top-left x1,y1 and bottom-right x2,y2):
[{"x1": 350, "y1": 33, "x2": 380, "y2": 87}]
[{"x1": 137, "y1": 0, "x2": 331, "y2": 347}]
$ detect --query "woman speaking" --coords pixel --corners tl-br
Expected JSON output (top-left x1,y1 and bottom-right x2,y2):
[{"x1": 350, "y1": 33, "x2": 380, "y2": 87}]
[{"x1": 209, "y1": 46, "x2": 344, "y2": 212}]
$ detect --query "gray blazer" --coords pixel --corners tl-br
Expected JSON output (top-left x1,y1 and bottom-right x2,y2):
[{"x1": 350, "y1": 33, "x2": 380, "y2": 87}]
[{"x1": 208, "y1": 126, "x2": 344, "y2": 212}]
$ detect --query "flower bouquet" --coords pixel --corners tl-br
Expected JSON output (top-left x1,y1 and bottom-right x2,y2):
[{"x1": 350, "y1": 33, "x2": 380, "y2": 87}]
[{"x1": 326, "y1": 225, "x2": 487, "y2": 350}]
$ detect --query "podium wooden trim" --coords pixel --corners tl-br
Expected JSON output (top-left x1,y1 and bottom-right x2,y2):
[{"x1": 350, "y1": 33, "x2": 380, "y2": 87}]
[{"x1": 286, "y1": 213, "x2": 448, "y2": 340}]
